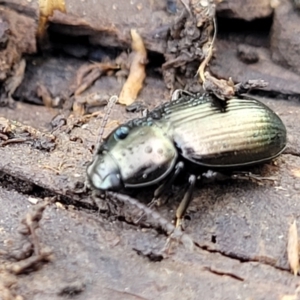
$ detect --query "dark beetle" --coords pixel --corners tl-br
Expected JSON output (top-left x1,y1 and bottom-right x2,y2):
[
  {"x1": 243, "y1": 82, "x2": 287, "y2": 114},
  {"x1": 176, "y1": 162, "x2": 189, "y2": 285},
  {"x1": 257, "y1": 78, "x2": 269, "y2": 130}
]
[{"x1": 87, "y1": 91, "x2": 287, "y2": 225}]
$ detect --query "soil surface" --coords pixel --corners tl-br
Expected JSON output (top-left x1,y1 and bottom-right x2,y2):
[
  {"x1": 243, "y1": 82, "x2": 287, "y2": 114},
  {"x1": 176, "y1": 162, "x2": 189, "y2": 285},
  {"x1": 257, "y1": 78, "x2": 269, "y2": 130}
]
[{"x1": 1, "y1": 1, "x2": 300, "y2": 300}]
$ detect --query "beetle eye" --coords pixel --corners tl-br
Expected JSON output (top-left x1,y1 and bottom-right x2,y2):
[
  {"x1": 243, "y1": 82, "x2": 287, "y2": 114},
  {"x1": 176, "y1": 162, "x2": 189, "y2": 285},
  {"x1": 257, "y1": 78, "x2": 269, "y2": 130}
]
[{"x1": 114, "y1": 126, "x2": 130, "y2": 140}]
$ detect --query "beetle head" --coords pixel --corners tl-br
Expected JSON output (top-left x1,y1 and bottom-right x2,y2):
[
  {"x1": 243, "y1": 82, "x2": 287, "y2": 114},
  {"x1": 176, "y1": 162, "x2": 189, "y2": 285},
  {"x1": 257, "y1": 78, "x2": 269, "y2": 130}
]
[{"x1": 87, "y1": 151, "x2": 122, "y2": 190}]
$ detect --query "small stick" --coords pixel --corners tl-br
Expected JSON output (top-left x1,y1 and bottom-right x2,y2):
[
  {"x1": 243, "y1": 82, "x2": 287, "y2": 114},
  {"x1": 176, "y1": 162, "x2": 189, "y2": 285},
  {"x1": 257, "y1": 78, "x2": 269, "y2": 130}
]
[{"x1": 197, "y1": 16, "x2": 217, "y2": 84}]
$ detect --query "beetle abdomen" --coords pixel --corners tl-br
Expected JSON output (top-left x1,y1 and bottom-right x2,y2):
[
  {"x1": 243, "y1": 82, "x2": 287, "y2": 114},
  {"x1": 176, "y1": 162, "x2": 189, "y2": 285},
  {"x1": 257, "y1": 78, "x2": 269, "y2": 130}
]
[{"x1": 161, "y1": 96, "x2": 286, "y2": 168}]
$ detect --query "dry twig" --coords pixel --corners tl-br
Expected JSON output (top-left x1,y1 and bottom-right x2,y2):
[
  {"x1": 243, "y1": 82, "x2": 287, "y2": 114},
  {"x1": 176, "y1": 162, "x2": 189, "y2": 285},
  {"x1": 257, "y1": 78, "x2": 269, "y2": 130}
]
[
  {"x1": 287, "y1": 220, "x2": 299, "y2": 276},
  {"x1": 118, "y1": 29, "x2": 147, "y2": 106},
  {"x1": 74, "y1": 63, "x2": 118, "y2": 96}
]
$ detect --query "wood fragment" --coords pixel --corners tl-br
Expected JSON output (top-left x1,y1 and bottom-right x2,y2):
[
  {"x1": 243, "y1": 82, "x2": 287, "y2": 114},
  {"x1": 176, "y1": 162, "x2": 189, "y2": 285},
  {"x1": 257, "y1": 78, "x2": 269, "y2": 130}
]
[
  {"x1": 74, "y1": 63, "x2": 118, "y2": 96},
  {"x1": 118, "y1": 29, "x2": 147, "y2": 106},
  {"x1": 287, "y1": 220, "x2": 299, "y2": 276},
  {"x1": 36, "y1": 84, "x2": 53, "y2": 108},
  {"x1": 38, "y1": 0, "x2": 66, "y2": 40}
]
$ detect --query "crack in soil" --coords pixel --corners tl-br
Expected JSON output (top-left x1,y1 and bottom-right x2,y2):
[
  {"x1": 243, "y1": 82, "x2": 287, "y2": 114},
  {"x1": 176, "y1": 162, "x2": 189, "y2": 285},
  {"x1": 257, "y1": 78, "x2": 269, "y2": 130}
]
[
  {"x1": 0, "y1": 172, "x2": 291, "y2": 275},
  {"x1": 203, "y1": 266, "x2": 245, "y2": 281},
  {"x1": 196, "y1": 243, "x2": 290, "y2": 274},
  {"x1": 283, "y1": 150, "x2": 300, "y2": 157}
]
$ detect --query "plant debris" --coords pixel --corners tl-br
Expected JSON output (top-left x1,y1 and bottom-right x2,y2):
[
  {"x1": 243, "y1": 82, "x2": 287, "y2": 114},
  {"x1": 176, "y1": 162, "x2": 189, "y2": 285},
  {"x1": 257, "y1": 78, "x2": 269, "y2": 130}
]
[
  {"x1": 38, "y1": 0, "x2": 66, "y2": 43},
  {"x1": 36, "y1": 83, "x2": 59, "y2": 108},
  {"x1": 0, "y1": 117, "x2": 56, "y2": 151},
  {"x1": 0, "y1": 199, "x2": 53, "y2": 288},
  {"x1": 0, "y1": 272, "x2": 22, "y2": 300},
  {"x1": 72, "y1": 93, "x2": 109, "y2": 117},
  {"x1": 118, "y1": 29, "x2": 147, "y2": 106},
  {"x1": 202, "y1": 72, "x2": 235, "y2": 100},
  {"x1": 74, "y1": 62, "x2": 119, "y2": 97},
  {"x1": 1, "y1": 59, "x2": 26, "y2": 107},
  {"x1": 0, "y1": 6, "x2": 36, "y2": 105},
  {"x1": 287, "y1": 220, "x2": 299, "y2": 276},
  {"x1": 162, "y1": 0, "x2": 216, "y2": 92}
]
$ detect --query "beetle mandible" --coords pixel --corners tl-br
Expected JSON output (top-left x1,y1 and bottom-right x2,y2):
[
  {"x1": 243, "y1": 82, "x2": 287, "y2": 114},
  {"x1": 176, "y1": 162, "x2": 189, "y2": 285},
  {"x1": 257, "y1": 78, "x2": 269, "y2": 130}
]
[{"x1": 87, "y1": 91, "x2": 287, "y2": 226}]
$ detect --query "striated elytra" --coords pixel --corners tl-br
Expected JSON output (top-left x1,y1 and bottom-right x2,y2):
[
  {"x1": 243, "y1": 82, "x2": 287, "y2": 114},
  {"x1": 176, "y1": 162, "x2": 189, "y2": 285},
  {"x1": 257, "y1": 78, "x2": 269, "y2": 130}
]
[{"x1": 87, "y1": 91, "x2": 287, "y2": 223}]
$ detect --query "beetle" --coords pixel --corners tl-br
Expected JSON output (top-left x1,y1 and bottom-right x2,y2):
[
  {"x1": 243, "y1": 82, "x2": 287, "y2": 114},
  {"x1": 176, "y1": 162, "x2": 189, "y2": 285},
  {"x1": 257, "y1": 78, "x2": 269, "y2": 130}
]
[{"x1": 86, "y1": 91, "x2": 287, "y2": 226}]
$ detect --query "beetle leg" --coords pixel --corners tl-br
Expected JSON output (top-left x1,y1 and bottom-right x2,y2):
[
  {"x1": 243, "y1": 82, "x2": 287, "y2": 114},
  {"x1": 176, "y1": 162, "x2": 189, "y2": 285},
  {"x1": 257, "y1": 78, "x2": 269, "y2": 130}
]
[
  {"x1": 171, "y1": 89, "x2": 183, "y2": 101},
  {"x1": 171, "y1": 89, "x2": 195, "y2": 101},
  {"x1": 125, "y1": 101, "x2": 147, "y2": 113},
  {"x1": 91, "y1": 189, "x2": 108, "y2": 212},
  {"x1": 175, "y1": 174, "x2": 197, "y2": 228},
  {"x1": 142, "y1": 108, "x2": 149, "y2": 117},
  {"x1": 231, "y1": 171, "x2": 277, "y2": 182},
  {"x1": 134, "y1": 161, "x2": 184, "y2": 224},
  {"x1": 153, "y1": 161, "x2": 184, "y2": 200}
]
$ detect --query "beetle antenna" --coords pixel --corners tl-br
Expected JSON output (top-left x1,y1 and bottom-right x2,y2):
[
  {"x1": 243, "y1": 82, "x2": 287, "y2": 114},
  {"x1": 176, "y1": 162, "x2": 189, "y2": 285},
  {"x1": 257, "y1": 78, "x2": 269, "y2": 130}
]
[{"x1": 94, "y1": 95, "x2": 118, "y2": 155}]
